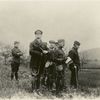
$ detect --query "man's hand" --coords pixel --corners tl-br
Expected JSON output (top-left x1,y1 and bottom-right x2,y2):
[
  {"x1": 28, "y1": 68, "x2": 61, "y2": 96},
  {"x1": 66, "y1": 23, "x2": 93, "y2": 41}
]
[
  {"x1": 74, "y1": 66, "x2": 77, "y2": 69},
  {"x1": 41, "y1": 53, "x2": 43, "y2": 56},
  {"x1": 43, "y1": 50, "x2": 48, "y2": 54},
  {"x1": 17, "y1": 52, "x2": 23, "y2": 56}
]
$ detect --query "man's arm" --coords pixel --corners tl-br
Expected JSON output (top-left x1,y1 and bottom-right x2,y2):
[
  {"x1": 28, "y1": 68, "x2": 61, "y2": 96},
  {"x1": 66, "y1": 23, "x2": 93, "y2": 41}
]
[
  {"x1": 29, "y1": 42, "x2": 42, "y2": 56},
  {"x1": 68, "y1": 50, "x2": 74, "y2": 60},
  {"x1": 12, "y1": 49, "x2": 21, "y2": 57},
  {"x1": 68, "y1": 50, "x2": 80, "y2": 69},
  {"x1": 17, "y1": 49, "x2": 23, "y2": 56}
]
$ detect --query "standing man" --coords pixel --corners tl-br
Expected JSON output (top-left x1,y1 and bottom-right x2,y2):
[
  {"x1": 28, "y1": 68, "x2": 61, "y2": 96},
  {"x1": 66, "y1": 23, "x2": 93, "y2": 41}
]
[
  {"x1": 68, "y1": 41, "x2": 81, "y2": 89},
  {"x1": 54, "y1": 39, "x2": 67, "y2": 94},
  {"x1": 11, "y1": 41, "x2": 23, "y2": 81},
  {"x1": 29, "y1": 30, "x2": 48, "y2": 93},
  {"x1": 44, "y1": 40, "x2": 56, "y2": 91}
]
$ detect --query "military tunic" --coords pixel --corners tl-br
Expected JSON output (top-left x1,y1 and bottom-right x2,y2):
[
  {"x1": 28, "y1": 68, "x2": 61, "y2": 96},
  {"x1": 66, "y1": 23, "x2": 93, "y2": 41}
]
[
  {"x1": 45, "y1": 47, "x2": 56, "y2": 90},
  {"x1": 29, "y1": 39, "x2": 48, "y2": 90},
  {"x1": 54, "y1": 47, "x2": 67, "y2": 92},
  {"x1": 11, "y1": 47, "x2": 23, "y2": 80},
  {"x1": 68, "y1": 47, "x2": 80, "y2": 88}
]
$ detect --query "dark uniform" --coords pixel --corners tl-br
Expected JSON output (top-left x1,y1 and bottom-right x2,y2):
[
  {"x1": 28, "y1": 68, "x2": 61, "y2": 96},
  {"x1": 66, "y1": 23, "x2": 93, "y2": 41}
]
[
  {"x1": 54, "y1": 40, "x2": 67, "y2": 93},
  {"x1": 11, "y1": 46, "x2": 23, "y2": 80},
  {"x1": 29, "y1": 38, "x2": 48, "y2": 91},
  {"x1": 68, "y1": 41, "x2": 80, "y2": 88},
  {"x1": 44, "y1": 40, "x2": 56, "y2": 90}
]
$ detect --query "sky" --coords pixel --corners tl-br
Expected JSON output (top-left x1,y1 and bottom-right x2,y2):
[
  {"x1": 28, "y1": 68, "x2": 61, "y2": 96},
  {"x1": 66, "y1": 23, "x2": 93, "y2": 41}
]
[{"x1": 0, "y1": 0, "x2": 100, "y2": 52}]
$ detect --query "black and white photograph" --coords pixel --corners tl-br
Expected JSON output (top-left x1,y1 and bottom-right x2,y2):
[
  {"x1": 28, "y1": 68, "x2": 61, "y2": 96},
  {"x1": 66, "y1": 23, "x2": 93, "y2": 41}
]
[{"x1": 0, "y1": 0, "x2": 100, "y2": 100}]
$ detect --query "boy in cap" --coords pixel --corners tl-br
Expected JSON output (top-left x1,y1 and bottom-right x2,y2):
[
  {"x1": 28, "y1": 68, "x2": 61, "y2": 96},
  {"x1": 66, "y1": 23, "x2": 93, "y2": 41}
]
[
  {"x1": 54, "y1": 39, "x2": 67, "y2": 94},
  {"x1": 68, "y1": 41, "x2": 81, "y2": 89},
  {"x1": 29, "y1": 30, "x2": 48, "y2": 93},
  {"x1": 11, "y1": 41, "x2": 23, "y2": 81}
]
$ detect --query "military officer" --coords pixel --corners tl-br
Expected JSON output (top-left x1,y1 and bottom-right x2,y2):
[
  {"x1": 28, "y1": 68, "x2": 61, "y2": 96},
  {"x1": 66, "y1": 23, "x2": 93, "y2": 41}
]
[
  {"x1": 29, "y1": 30, "x2": 48, "y2": 93},
  {"x1": 11, "y1": 41, "x2": 23, "y2": 81},
  {"x1": 68, "y1": 41, "x2": 81, "y2": 89}
]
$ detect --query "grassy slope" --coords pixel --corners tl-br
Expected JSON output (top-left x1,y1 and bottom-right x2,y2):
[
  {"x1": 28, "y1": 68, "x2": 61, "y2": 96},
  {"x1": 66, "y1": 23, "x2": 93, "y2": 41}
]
[{"x1": 0, "y1": 64, "x2": 100, "y2": 99}]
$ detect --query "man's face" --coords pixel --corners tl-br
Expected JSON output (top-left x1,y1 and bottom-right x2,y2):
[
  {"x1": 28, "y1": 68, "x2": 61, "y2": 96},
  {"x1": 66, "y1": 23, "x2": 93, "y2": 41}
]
[
  {"x1": 59, "y1": 41, "x2": 65, "y2": 48},
  {"x1": 35, "y1": 34, "x2": 42, "y2": 39},
  {"x1": 49, "y1": 43, "x2": 55, "y2": 49},
  {"x1": 14, "y1": 43, "x2": 19, "y2": 48},
  {"x1": 75, "y1": 44, "x2": 80, "y2": 49}
]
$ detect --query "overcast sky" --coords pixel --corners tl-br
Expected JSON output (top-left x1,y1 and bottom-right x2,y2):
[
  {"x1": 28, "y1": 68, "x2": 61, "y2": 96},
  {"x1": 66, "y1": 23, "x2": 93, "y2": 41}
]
[{"x1": 0, "y1": 0, "x2": 100, "y2": 52}]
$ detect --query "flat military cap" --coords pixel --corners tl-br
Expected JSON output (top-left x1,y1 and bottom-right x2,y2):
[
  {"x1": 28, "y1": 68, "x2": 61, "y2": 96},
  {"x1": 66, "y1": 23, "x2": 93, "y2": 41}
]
[
  {"x1": 55, "y1": 42, "x2": 59, "y2": 46},
  {"x1": 49, "y1": 40, "x2": 56, "y2": 44},
  {"x1": 58, "y1": 39, "x2": 65, "y2": 43},
  {"x1": 14, "y1": 41, "x2": 20, "y2": 44},
  {"x1": 34, "y1": 30, "x2": 43, "y2": 35},
  {"x1": 74, "y1": 41, "x2": 80, "y2": 46}
]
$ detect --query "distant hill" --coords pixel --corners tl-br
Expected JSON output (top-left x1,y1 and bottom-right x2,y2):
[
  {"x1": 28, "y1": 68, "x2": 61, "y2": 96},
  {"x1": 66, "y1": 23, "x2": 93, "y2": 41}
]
[
  {"x1": 80, "y1": 48, "x2": 100, "y2": 69},
  {"x1": 80, "y1": 48, "x2": 100, "y2": 61}
]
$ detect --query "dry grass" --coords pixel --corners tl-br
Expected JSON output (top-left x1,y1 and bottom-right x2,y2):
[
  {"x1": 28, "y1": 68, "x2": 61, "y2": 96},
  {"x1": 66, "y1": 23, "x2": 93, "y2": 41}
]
[{"x1": 0, "y1": 64, "x2": 100, "y2": 100}]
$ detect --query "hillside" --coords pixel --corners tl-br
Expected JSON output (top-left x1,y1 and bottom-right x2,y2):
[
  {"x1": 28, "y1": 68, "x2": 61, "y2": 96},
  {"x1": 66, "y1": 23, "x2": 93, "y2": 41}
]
[
  {"x1": 80, "y1": 48, "x2": 100, "y2": 60},
  {"x1": 80, "y1": 48, "x2": 100, "y2": 68}
]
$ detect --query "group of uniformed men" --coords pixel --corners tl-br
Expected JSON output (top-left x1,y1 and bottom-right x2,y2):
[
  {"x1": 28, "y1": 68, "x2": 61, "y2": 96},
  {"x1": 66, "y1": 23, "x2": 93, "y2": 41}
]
[{"x1": 11, "y1": 30, "x2": 81, "y2": 95}]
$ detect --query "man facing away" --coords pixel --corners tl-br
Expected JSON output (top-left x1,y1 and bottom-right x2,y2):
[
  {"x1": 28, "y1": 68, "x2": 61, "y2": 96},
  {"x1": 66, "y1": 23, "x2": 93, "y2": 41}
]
[
  {"x1": 68, "y1": 41, "x2": 81, "y2": 89},
  {"x1": 29, "y1": 30, "x2": 48, "y2": 93},
  {"x1": 11, "y1": 41, "x2": 23, "y2": 81}
]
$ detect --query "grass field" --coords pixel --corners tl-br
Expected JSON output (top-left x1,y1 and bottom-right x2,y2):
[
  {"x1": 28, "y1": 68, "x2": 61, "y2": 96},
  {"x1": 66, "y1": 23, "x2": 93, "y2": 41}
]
[{"x1": 0, "y1": 63, "x2": 100, "y2": 100}]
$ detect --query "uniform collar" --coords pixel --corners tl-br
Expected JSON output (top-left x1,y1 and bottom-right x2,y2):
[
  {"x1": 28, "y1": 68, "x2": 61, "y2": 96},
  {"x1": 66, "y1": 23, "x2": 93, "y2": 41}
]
[
  {"x1": 14, "y1": 47, "x2": 18, "y2": 49},
  {"x1": 73, "y1": 47, "x2": 78, "y2": 51},
  {"x1": 58, "y1": 46, "x2": 63, "y2": 49}
]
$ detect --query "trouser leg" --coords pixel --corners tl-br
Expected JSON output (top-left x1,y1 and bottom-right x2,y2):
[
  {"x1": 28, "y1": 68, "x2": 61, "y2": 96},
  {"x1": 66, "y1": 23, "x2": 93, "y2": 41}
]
[
  {"x1": 15, "y1": 64, "x2": 19, "y2": 81},
  {"x1": 70, "y1": 68, "x2": 78, "y2": 88},
  {"x1": 31, "y1": 75, "x2": 37, "y2": 91},
  {"x1": 56, "y1": 72, "x2": 61, "y2": 93},
  {"x1": 31, "y1": 69, "x2": 39, "y2": 91},
  {"x1": 11, "y1": 63, "x2": 15, "y2": 80},
  {"x1": 49, "y1": 79, "x2": 53, "y2": 90},
  {"x1": 15, "y1": 72, "x2": 18, "y2": 80},
  {"x1": 11, "y1": 72, "x2": 14, "y2": 80},
  {"x1": 36, "y1": 75, "x2": 41, "y2": 90},
  {"x1": 56, "y1": 77, "x2": 61, "y2": 93},
  {"x1": 47, "y1": 76, "x2": 53, "y2": 90}
]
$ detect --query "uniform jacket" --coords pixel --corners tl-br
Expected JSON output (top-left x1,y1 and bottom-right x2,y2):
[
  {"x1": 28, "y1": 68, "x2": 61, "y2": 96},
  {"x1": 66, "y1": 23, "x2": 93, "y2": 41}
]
[
  {"x1": 12, "y1": 47, "x2": 23, "y2": 64},
  {"x1": 54, "y1": 47, "x2": 66, "y2": 65},
  {"x1": 46, "y1": 47, "x2": 55, "y2": 62},
  {"x1": 68, "y1": 47, "x2": 80, "y2": 70},
  {"x1": 29, "y1": 39, "x2": 48, "y2": 73}
]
